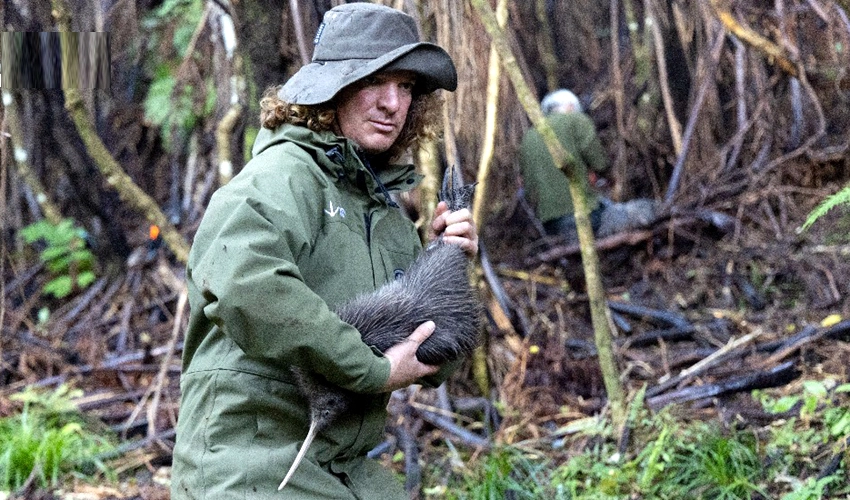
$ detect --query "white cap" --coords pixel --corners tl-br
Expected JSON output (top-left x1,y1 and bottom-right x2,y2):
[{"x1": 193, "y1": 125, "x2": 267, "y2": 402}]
[{"x1": 541, "y1": 89, "x2": 582, "y2": 115}]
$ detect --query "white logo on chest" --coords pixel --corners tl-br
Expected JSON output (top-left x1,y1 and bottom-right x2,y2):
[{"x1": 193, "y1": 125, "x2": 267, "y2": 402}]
[{"x1": 324, "y1": 201, "x2": 346, "y2": 218}]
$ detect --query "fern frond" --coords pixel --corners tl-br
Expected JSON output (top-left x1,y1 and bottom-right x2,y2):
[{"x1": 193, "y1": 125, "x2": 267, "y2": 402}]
[{"x1": 802, "y1": 183, "x2": 850, "y2": 230}]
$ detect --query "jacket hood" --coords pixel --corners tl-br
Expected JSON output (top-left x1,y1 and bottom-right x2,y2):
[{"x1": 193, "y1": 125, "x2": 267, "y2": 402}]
[{"x1": 252, "y1": 124, "x2": 424, "y2": 204}]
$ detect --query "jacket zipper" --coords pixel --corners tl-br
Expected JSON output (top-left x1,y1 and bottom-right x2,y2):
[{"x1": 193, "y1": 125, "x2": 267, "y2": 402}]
[
  {"x1": 364, "y1": 211, "x2": 373, "y2": 248},
  {"x1": 360, "y1": 154, "x2": 399, "y2": 208}
]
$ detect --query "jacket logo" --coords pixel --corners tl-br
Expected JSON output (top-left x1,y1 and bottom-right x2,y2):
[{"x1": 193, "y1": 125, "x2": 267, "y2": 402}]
[{"x1": 324, "y1": 201, "x2": 346, "y2": 218}]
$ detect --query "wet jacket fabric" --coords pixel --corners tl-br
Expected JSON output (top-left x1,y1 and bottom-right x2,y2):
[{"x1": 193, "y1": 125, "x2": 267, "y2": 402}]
[
  {"x1": 519, "y1": 112, "x2": 608, "y2": 223},
  {"x1": 172, "y1": 124, "x2": 451, "y2": 499}
]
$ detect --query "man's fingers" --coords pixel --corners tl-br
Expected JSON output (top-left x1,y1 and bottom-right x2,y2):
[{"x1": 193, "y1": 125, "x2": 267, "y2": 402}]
[
  {"x1": 432, "y1": 208, "x2": 467, "y2": 230},
  {"x1": 441, "y1": 235, "x2": 474, "y2": 253},
  {"x1": 444, "y1": 208, "x2": 471, "y2": 225},
  {"x1": 442, "y1": 221, "x2": 474, "y2": 238}
]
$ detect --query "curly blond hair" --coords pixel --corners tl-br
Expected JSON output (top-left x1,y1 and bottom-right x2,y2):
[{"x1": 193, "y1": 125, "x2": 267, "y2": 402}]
[{"x1": 259, "y1": 86, "x2": 442, "y2": 161}]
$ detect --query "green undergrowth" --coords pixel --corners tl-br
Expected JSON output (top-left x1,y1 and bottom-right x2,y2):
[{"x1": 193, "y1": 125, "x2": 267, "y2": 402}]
[
  {"x1": 19, "y1": 218, "x2": 97, "y2": 299},
  {"x1": 0, "y1": 385, "x2": 116, "y2": 494},
  {"x1": 424, "y1": 378, "x2": 850, "y2": 499}
]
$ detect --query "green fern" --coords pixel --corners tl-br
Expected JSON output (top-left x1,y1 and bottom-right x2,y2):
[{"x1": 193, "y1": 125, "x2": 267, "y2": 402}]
[
  {"x1": 802, "y1": 183, "x2": 850, "y2": 230},
  {"x1": 140, "y1": 0, "x2": 212, "y2": 151},
  {"x1": 19, "y1": 218, "x2": 97, "y2": 299}
]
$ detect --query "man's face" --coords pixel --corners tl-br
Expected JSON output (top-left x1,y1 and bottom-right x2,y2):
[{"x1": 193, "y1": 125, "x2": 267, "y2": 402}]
[{"x1": 335, "y1": 70, "x2": 417, "y2": 155}]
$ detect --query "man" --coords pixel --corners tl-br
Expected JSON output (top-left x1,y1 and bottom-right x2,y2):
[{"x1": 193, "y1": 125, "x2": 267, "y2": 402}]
[
  {"x1": 519, "y1": 88, "x2": 609, "y2": 244},
  {"x1": 171, "y1": 4, "x2": 477, "y2": 499}
]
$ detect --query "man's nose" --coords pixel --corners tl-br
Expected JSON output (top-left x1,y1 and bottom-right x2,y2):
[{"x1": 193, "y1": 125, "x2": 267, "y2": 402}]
[{"x1": 377, "y1": 84, "x2": 401, "y2": 113}]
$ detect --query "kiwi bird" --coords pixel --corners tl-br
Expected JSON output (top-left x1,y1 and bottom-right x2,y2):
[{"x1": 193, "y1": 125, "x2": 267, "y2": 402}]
[{"x1": 278, "y1": 166, "x2": 480, "y2": 491}]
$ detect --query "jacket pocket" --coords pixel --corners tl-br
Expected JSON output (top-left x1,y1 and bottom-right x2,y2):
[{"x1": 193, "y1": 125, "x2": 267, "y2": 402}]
[
  {"x1": 377, "y1": 247, "x2": 416, "y2": 285},
  {"x1": 330, "y1": 456, "x2": 406, "y2": 500}
]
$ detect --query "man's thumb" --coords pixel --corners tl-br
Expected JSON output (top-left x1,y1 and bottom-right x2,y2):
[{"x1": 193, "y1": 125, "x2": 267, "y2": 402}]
[{"x1": 412, "y1": 321, "x2": 436, "y2": 343}]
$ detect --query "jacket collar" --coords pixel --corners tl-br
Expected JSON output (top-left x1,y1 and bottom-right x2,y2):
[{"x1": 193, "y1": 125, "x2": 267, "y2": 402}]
[{"x1": 253, "y1": 124, "x2": 423, "y2": 205}]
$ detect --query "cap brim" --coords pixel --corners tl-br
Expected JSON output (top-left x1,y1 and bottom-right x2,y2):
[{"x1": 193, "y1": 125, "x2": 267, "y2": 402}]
[{"x1": 280, "y1": 42, "x2": 456, "y2": 105}]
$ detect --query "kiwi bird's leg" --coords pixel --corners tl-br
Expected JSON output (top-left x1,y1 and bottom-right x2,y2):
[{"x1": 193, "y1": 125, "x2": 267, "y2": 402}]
[
  {"x1": 440, "y1": 164, "x2": 477, "y2": 212},
  {"x1": 428, "y1": 165, "x2": 477, "y2": 251},
  {"x1": 278, "y1": 418, "x2": 320, "y2": 491}
]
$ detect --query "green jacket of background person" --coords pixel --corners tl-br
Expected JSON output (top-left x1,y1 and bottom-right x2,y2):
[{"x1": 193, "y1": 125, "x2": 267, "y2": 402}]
[
  {"x1": 171, "y1": 4, "x2": 478, "y2": 499},
  {"x1": 519, "y1": 89, "x2": 609, "y2": 236}
]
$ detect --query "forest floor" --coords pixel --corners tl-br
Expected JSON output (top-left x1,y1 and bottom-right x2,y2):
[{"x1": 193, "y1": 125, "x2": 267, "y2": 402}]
[{"x1": 2, "y1": 180, "x2": 849, "y2": 499}]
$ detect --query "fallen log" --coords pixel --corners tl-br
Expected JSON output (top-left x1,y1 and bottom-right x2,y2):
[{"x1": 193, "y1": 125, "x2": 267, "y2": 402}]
[
  {"x1": 825, "y1": 320, "x2": 850, "y2": 341},
  {"x1": 647, "y1": 329, "x2": 763, "y2": 398},
  {"x1": 608, "y1": 301, "x2": 691, "y2": 329},
  {"x1": 756, "y1": 325, "x2": 818, "y2": 353},
  {"x1": 816, "y1": 435, "x2": 850, "y2": 484},
  {"x1": 754, "y1": 320, "x2": 850, "y2": 370},
  {"x1": 411, "y1": 404, "x2": 491, "y2": 450},
  {"x1": 647, "y1": 360, "x2": 797, "y2": 410},
  {"x1": 529, "y1": 228, "x2": 653, "y2": 264},
  {"x1": 618, "y1": 325, "x2": 696, "y2": 349},
  {"x1": 528, "y1": 210, "x2": 734, "y2": 265}
]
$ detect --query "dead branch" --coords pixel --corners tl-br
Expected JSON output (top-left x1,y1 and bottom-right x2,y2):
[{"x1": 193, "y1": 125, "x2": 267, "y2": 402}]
[
  {"x1": 177, "y1": 3, "x2": 212, "y2": 77},
  {"x1": 647, "y1": 360, "x2": 797, "y2": 410},
  {"x1": 0, "y1": 341, "x2": 184, "y2": 397},
  {"x1": 53, "y1": 276, "x2": 108, "y2": 326},
  {"x1": 666, "y1": 328, "x2": 763, "y2": 381},
  {"x1": 215, "y1": 104, "x2": 242, "y2": 186},
  {"x1": 471, "y1": 0, "x2": 506, "y2": 232},
  {"x1": 396, "y1": 403, "x2": 422, "y2": 493},
  {"x1": 412, "y1": 404, "x2": 491, "y2": 450},
  {"x1": 288, "y1": 0, "x2": 310, "y2": 66},
  {"x1": 117, "y1": 271, "x2": 141, "y2": 353},
  {"x1": 98, "y1": 429, "x2": 177, "y2": 462},
  {"x1": 607, "y1": 301, "x2": 691, "y2": 329},
  {"x1": 664, "y1": 30, "x2": 726, "y2": 205},
  {"x1": 723, "y1": 36, "x2": 748, "y2": 171},
  {"x1": 3, "y1": 262, "x2": 45, "y2": 298},
  {"x1": 609, "y1": 0, "x2": 628, "y2": 198},
  {"x1": 646, "y1": 328, "x2": 764, "y2": 399},
  {"x1": 480, "y1": 244, "x2": 531, "y2": 338},
  {"x1": 825, "y1": 320, "x2": 850, "y2": 341},
  {"x1": 146, "y1": 285, "x2": 187, "y2": 439},
  {"x1": 619, "y1": 326, "x2": 696, "y2": 349},
  {"x1": 755, "y1": 320, "x2": 850, "y2": 370},
  {"x1": 709, "y1": 0, "x2": 798, "y2": 77},
  {"x1": 530, "y1": 228, "x2": 653, "y2": 264},
  {"x1": 817, "y1": 436, "x2": 850, "y2": 485},
  {"x1": 646, "y1": 0, "x2": 683, "y2": 156}
]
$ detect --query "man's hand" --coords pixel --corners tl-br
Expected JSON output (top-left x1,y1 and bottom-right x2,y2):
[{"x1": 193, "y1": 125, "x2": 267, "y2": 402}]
[
  {"x1": 382, "y1": 321, "x2": 440, "y2": 392},
  {"x1": 430, "y1": 201, "x2": 479, "y2": 257}
]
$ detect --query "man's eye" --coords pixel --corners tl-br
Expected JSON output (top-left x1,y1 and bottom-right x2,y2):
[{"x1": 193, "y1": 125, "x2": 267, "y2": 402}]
[{"x1": 400, "y1": 81, "x2": 415, "y2": 92}]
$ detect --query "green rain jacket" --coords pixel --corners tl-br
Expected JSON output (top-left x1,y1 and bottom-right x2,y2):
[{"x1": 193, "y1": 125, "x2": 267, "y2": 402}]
[
  {"x1": 172, "y1": 124, "x2": 454, "y2": 499},
  {"x1": 518, "y1": 112, "x2": 608, "y2": 223}
]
